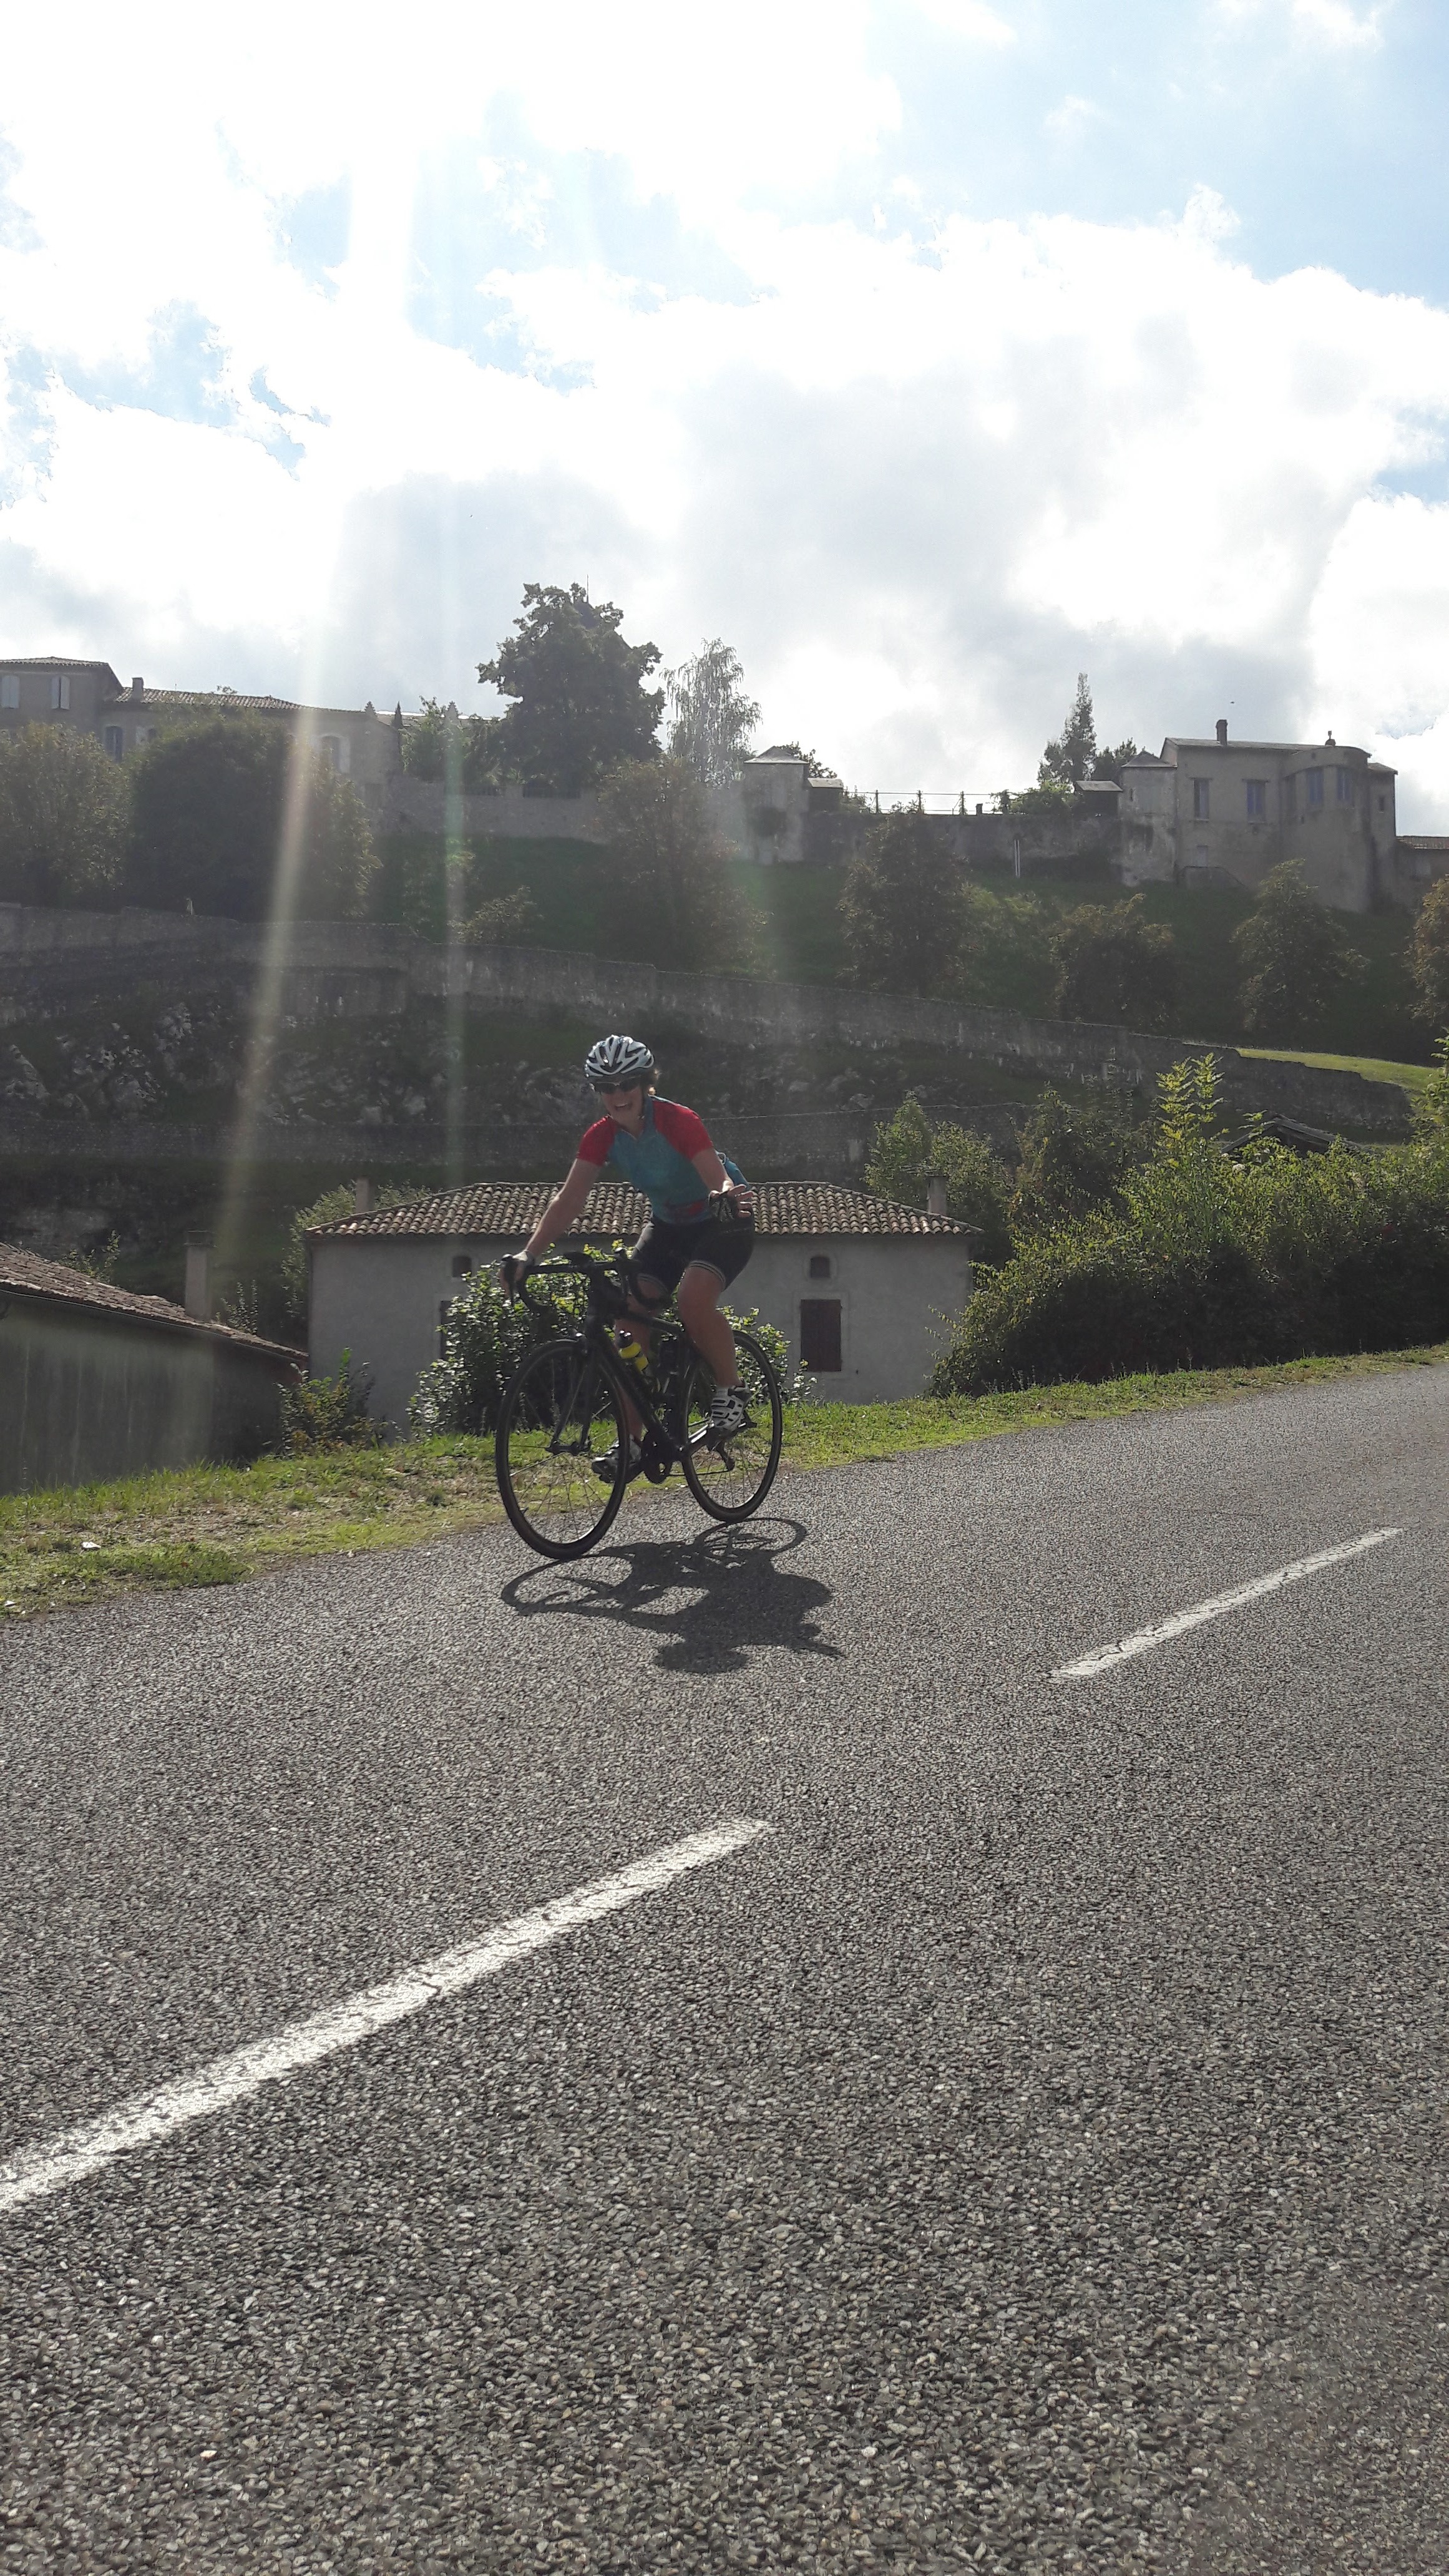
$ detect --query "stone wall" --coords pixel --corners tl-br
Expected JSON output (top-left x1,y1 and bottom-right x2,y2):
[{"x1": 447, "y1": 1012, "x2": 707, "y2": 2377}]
[{"x1": 0, "y1": 904, "x2": 1415, "y2": 1141}]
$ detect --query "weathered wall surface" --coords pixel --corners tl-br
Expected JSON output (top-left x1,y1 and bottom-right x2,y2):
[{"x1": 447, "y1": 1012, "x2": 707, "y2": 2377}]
[
  {"x1": 0, "y1": 1297, "x2": 296, "y2": 1493},
  {"x1": 0, "y1": 905, "x2": 1414, "y2": 1141}
]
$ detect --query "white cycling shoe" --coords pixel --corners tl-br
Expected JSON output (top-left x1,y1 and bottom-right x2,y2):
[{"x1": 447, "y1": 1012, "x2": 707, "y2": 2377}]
[
  {"x1": 706, "y1": 1387, "x2": 749, "y2": 1438},
  {"x1": 592, "y1": 1437, "x2": 643, "y2": 1483}
]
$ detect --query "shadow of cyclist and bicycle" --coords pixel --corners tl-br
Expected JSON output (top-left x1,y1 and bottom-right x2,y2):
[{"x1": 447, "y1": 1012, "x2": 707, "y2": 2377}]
[{"x1": 499, "y1": 1516, "x2": 841, "y2": 1675}]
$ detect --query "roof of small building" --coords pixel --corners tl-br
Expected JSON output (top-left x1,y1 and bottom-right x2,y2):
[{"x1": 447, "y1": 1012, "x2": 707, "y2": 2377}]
[
  {"x1": 0, "y1": 1241, "x2": 301, "y2": 1356},
  {"x1": 312, "y1": 1181, "x2": 967, "y2": 1242},
  {"x1": 1399, "y1": 835, "x2": 1449, "y2": 851},
  {"x1": 99, "y1": 686, "x2": 393, "y2": 723},
  {"x1": 0, "y1": 656, "x2": 122, "y2": 677}
]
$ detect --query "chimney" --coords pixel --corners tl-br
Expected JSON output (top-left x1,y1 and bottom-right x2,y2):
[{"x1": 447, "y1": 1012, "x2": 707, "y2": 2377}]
[
  {"x1": 353, "y1": 1176, "x2": 376, "y2": 1216},
  {"x1": 131, "y1": 675, "x2": 144, "y2": 698},
  {"x1": 925, "y1": 1171, "x2": 948, "y2": 1220},
  {"x1": 183, "y1": 1240, "x2": 212, "y2": 1320},
  {"x1": 1215, "y1": 718, "x2": 1227, "y2": 746}
]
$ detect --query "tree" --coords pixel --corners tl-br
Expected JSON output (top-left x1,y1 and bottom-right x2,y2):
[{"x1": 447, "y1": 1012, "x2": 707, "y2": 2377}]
[
  {"x1": 664, "y1": 639, "x2": 761, "y2": 789},
  {"x1": 1039, "y1": 673, "x2": 1098, "y2": 789},
  {"x1": 0, "y1": 724, "x2": 127, "y2": 906},
  {"x1": 478, "y1": 582, "x2": 663, "y2": 795},
  {"x1": 1410, "y1": 876, "x2": 1449, "y2": 1029},
  {"x1": 1091, "y1": 739, "x2": 1140, "y2": 784},
  {"x1": 123, "y1": 718, "x2": 376, "y2": 920},
  {"x1": 597, "y1": 758, "x2": 743, "y2": 970},
  {"x1": 1009, "y1": 1089, "x2": 1146, "y2": 1234},
  {"x1": 1051, "y1": 895, "x2": 1179, "y2": 1030},
  {"x1": 864, "y1": 1096, "x2": 1013, "y2": 1264},
  {"x1": 400, "y1": 698, "x2": 511, "y2": 791},
  {"x1": 1232, "y1": 859, "x2": 1365, "y2": 1038},
  {"x1": 841, "y1": 805, "x2": 964, "y2": 995}
]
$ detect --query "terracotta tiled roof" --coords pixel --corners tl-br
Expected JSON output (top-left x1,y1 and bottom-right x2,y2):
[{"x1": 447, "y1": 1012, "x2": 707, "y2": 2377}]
[
  {"x1": 312, "y1": 1182, "x2": 965, "y2": 1241},
  {"x1": 99, "y1": 686, "x2": 393, "y2": 721},
  {"x1": 0, "y1": 1242, "x2": 301, "y2": 1355}
]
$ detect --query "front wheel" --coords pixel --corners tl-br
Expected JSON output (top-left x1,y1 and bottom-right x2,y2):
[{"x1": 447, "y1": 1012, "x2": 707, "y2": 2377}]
[
  {"x1": 495, "y1": 1339, "x2": 630, "y2": 1559},
  {"x1": 679, "y1": 1329, "x2": 783, "y2": 1523}
]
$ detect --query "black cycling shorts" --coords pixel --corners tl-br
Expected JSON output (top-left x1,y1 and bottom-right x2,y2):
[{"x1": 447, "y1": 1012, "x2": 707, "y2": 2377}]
[{"x1": 631, "y1": 1211, "x2": 754, "y2": 1298}]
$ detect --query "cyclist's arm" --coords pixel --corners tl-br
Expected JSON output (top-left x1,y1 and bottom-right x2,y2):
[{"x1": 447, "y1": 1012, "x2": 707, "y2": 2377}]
[
  {"x1": 691, "y1": 1147, "x2": 755, "y2": 1214},
  {"x1": 520, "y1": 1159, "x2": 597, "y2": 1262}
]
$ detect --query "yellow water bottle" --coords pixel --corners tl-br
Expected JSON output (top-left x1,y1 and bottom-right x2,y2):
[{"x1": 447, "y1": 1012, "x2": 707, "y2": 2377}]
[{"x1": 617, "y1": 1323, "x2": 646, "y2": 1372}]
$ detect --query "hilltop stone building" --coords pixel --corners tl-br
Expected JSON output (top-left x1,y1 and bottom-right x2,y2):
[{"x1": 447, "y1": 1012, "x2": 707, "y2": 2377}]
[
  {"x1": 1118, "y1": 723, "x2": 1398, "y2": 910},
  {"x1": 0, "y1": 656, "x2": 403, "y2": 822}
]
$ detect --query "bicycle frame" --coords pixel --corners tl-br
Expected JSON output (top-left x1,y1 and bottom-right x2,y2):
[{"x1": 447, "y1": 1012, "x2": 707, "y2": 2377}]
[{"x1": 514, "y1": 1252, "x2": 707, "y2": 1469}]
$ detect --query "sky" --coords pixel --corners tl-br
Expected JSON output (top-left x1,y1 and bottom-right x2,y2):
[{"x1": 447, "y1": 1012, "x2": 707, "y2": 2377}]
[{"x1": 4, "y1": 0, "x2": 1449, "y2": 818}]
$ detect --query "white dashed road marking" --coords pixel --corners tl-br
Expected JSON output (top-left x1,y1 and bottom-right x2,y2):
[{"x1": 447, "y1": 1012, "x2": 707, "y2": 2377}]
[
  {"x1": 1051, "y1": 1529, "x2": 1400, "y2": 1681},
  {"x1": 0, "y1": 1817, "x2": 772, "y2": 2219}
]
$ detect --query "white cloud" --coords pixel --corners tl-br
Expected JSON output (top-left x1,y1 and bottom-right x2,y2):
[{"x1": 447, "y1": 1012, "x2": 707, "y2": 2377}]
[
  {"x1": 903, "y1": 0, "x2": 1016, "y2": 45},
  {"x1": 1043, "y1": 95, "x2": 1105, "y2": 143},
  {"x1": 1215, "y1": 0, "x2": 1388, "y2": 51},
  {"x1": 2, "y1": 9, "x2": 1449, "y2": 822}
]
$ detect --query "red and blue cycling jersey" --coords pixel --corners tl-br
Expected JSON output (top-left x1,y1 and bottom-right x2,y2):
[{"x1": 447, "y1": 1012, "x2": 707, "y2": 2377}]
[{"x1": 577, "y1": 1096, "x2": 746, "y2": 1225}]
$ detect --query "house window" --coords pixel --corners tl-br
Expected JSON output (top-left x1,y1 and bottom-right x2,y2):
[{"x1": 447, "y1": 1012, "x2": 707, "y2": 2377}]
[
  {"x1": 1192, "y1": 778, "x2": 1210, "y2": 820},
  {"x1": 104, "y1": 726, "x2": 124, "y2": 759},
  {"x1": 800, "y1": 1298, "x2": 842, "y2": 1373},
  {"x1": 1335, "y1": 766, "x2": 1354, "y2": 804},
  {"x1": 134, "y1": 726, "x2": 150, "y2": 748},
  {"x1": 49, "y1": 675, "x2": 69, "y2": 710},
  {"x1": 807, "y1": 1252, "x2": 832, "y2": 1280},
  {"x1": 1245, "y1": 780, "x2": 1266, "y2": 817},
  {"x1": 319, "y1": 733, "x2": 349, "y2": 774},
  {"x1": 1378, "y1": 795, "x2": 1386, "y2": 812},
  {"x1": 451, "y1": 1253, "x2": 472, "y2": 1278},
  {"x1": 1306, "y1": 768, "x2": 1324, "y2": 807},
  {"x1": 0, "y1": 676, "x2": 17, "y2": 710}
]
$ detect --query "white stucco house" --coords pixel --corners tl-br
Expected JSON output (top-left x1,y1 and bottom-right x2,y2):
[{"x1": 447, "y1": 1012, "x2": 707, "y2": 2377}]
[
  {"x1": 308, "y1": 1181, "x2": 974, "y2": 1427},
  {"x1": 1118, "y1": 720, "x2": 1397, "y2": 909}
]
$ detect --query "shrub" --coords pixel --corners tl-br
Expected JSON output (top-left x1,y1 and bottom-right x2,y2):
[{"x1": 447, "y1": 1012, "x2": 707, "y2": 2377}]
[
  {"x1": 597, "y1": 757, "x2": 746, "y2": 970},
  {"x1": 1232, "y1": 859, "x2": 1365, "y2": 1038},
  {"x1": 463, "y1": 887, "x2": 539, "y2": 944},
  {"x1": 124, "y1": 716, "x2": 376, "y2": 920},
  {"x1": 841, "y1": 806, "x2": 964, "y2": 996},
  {"x1": 932, "y1": 1056, "x2": 1449, "y2": 1393},
  {"x1": 1009, "y1": 1088, "x2": 1146, "y2": 1235},
  {"x1": 1050, "y1": 895, "x2": 1179, "y2": 1031},
  {"x1": 1410, "y1": 879, "x2": 1449, "y2": 1028},
  {"x1": 280, "y1": 1352, "x2": 382, "y2": 1450},
  {"x1": 0, "y1": 724, "x2": 127, "y2": 905},
  {"x1": 864, "y1": 1096, "x2": 1013, "y2": 1265},
  {"x1": 411, "y1": 1266, "x2": 803, "y2": 1434}
]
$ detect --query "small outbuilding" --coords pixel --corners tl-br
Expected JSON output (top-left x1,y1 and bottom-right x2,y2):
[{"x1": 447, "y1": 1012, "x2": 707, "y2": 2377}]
[
  {"x1": 309, "y1": 1181, "x2": 974, "y2": 1427},
  {"x1": 0, "y1": 1244, "x2": 302, "y2": 1495}
]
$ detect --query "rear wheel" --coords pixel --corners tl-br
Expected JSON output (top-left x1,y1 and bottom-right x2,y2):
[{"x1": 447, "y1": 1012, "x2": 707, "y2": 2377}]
[
  {"x1": 495, "y1": 1339, "x2": 630, "y2": 1559},
  {"x1": 679, "y1": 1328, "x2": 783, "y2": 1522}
]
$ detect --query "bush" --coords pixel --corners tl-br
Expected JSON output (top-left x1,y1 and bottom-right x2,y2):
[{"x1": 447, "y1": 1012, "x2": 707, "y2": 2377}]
[
  {"x1": 1410, "y1": 879, "x2": 1449, "y2": 1028},
  {"x1": 1232, "y1": 859, "x2": 1365, "y2": 1038},
  {"x1": 864, "y1": 1096, "x2": 1013, "y2": 1265},
  {"x1": 124, "y1": 716, "x2": 376, "y2": 920},
  {"x1": 411, "y1": 1265, "x2": 803, "y2": 1434},
  {"x1": 597, "y1": 757, "x2": 746, "y2": 970},
  {"x1": 280, "y1": 1352, "x2": 382, "y2": 1450},
  {"x1": 1050, "y1": 895, "x2": 1179, "y2": 1030},
  {"x1": 932, "y1": 1056, "x2": 1449, "y2": 1393},
  {"x1": 841, "y1": 806, "x2": 964, "y2": 996},
  {"x1": 463, "y1": 887, "x2": 539, "y2": 944},
  {"x1": 1009, "y1": 1088, "x2": 1146, "y2": 1234},
  {"x1": 0, "y1": 724, "x2": 127, "y2": 905}
]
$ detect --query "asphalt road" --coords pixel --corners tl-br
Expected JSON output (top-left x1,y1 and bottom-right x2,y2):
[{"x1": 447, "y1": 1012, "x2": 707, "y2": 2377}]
[{"x1": 2, "y1": 1367, "x2": 1448, "y2": 2573}]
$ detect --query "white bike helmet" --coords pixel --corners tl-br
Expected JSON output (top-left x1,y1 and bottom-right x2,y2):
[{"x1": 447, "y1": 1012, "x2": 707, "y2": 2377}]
[{"x1": 584, "y1": 1033, "x2": 656, "y2": 1088}]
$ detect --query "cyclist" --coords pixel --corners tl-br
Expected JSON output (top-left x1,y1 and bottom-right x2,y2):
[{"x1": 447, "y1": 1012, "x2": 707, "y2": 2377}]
[{"x1": 500, "y1": 1034, "x2": 755, "y2": 1478}]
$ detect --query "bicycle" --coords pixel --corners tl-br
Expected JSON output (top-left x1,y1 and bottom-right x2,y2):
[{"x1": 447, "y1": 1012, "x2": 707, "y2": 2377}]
[{"x1": 494, "y1": 1245, "x2": 784, "y2": 1559}]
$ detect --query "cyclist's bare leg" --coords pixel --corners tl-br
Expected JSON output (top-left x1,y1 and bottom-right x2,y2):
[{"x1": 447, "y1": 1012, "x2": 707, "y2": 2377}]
[{"x1": 676, "y1": 1263, "x2": 739, "y2": 1388}]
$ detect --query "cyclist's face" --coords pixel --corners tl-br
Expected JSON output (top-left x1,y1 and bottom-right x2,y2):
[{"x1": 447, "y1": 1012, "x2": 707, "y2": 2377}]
[{"x1": 596, "y1": 1080, "x2": 644, "y2": 1129}]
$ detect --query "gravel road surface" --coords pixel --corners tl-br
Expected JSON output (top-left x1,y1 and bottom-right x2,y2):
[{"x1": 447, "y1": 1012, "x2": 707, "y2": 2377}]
[{"x1": 2, "y1": 1367, "x2": 1447, "y2": 2572}]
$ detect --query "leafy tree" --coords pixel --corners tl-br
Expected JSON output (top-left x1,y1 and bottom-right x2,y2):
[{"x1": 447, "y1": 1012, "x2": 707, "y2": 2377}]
[
  {"x1": 478, "y1": 582, "x2": 663, "y2": 795},
  {"x1": 1232, "y1": 859, "x2": 1365, "y2": 1038},
  {"x1": 1039, "y1": 673, "x2": 1098, "y2": 789},
  {"x1": 665, "y1": 639, "x2": 761, "y2": 789},
  {"x1": 123, "y1": 718, "x2": 376, "y2": 920},
  {"x1": 1009, "y1": 1088, "x2": 1145, "y2": 1234},
  {"x1": 1091, "y1": 739, "x2": 1141, "y2": 784},
  {"x1": 864, "y1": 1095, "x2": 1013, "y2": 1264},
  {"x1": 994, "y1": 780, "x2": 1073, "y2": 819},
  {"x1": 1051, "y1": 895, "x2": 1179, "y2": 1030},
  {"x1": 597, "y1": 758, "x2": 744, "y2": 969},
  {"x1": 1409, "y1": 876, "x2": 1449, "y2": 1028},
  {"x1": 401, "y1": 698, "x2": 511, "y2": 792},
  {"x1": 841, "y1": 804, "x2": 964, "y2": 995},
  {"x1": 0, "y1": 723, "x2": 127, "y2": 905},
  {"x1": 463, "y1": 887, "x2": 539, "y2": 944}
]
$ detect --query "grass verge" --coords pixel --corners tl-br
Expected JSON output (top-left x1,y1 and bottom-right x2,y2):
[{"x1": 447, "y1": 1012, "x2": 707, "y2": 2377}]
[
  {"x1": 1239, "y1": 1046, "x2": 1432, "y2": 1095},
  {"x1": 4, "y1": 1342, "x2": 1445, "y2": 1622}
]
